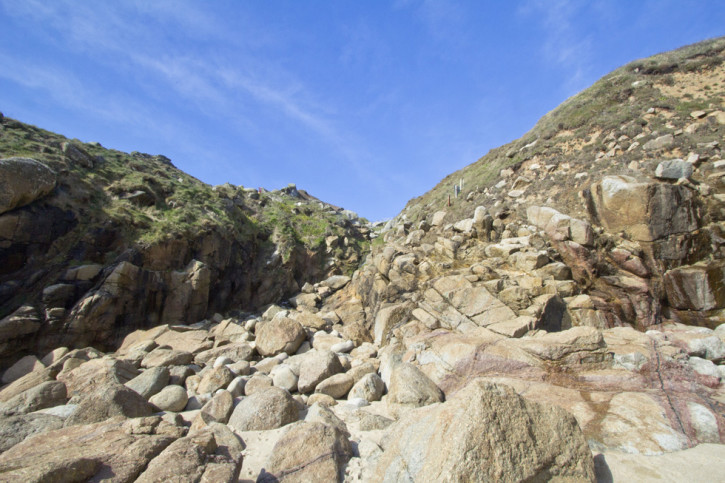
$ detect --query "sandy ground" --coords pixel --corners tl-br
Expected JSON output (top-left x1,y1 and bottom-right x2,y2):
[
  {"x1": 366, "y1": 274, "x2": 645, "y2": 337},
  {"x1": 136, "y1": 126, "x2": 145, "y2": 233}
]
[{"x1": 594, "y1": 444, "x2": 725, "y2": 483}]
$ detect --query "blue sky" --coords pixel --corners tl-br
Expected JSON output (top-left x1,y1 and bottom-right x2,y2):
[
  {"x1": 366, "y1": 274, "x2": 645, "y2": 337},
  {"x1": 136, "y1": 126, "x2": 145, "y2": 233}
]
[{"x1": 1, "y1": 1, "x2": 723, "y2": 221}]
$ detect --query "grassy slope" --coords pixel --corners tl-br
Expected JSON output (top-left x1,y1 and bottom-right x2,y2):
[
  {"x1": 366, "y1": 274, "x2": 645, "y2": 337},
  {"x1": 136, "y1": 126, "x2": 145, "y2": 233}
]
[{"x1": 0, "y1": 117, "x2": 368, "y2": 265}]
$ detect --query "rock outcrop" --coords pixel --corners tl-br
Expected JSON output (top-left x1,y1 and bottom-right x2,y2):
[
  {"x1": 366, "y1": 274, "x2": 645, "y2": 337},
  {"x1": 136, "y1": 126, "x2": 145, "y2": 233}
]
[{"x1": 0, "y1": 157, "x2": 56, "y2": 215}]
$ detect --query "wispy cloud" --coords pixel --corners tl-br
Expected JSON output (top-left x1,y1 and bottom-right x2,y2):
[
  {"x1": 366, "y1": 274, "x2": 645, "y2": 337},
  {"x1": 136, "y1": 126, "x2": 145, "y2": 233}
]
[
  {"x1": 518, "y1": 0, "x2": 594, "y2": 93},
  {"x1": 0, "y1": 0, "x2": 348, "y2": 149}
]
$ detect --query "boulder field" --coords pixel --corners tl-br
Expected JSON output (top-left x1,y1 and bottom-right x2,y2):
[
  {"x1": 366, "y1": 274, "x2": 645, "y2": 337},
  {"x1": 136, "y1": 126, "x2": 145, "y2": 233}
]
[{"x1": 0, "y1": 240, "x2": 724, "y2": 481}]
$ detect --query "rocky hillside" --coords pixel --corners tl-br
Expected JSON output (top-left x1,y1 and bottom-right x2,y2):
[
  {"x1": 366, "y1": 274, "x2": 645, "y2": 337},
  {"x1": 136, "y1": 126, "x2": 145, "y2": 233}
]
[
  {"x1": 395, "y1": 36, "x2": 725, "y2": 331},
  {"x1": 0, "y1": 118, "x2": 371, "y2": 366},
  {"x1": 1, "y1": 37, "x2": 725, "y2": 482}
]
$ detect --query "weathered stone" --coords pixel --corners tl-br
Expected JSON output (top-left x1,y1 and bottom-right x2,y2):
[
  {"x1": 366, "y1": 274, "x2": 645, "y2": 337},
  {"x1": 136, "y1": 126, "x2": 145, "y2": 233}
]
[
  {"x1": 65, "y1": 383, "x2": 154, "y2": 426},
  {"x1": 656, "y1": 158, "x2": 693, "y2": 180},
  {"x1": 664, "y1": 262, "x2": 725, "y2": 311},
  {"x1": 516, "y1": 326, "x2": 607, "y2": 364},
  {"x1": 598, "y1": 443, "x2": 725, "y2": 482},
  {"x1": 1, "y1": 354, "x2": 45, "y2": 384},
  {"x1": 597, "y1": 392, "x2": 690, "y2": 453},
  {"x1": 305, "y1": 403, "x2": 349, "y2": 436},
  {"x1": 430, "y1": 211, "x2": 447, "y2": 226},
  {"x1": 527, "y1": 206, "x2": 594, "y2": 246},
  {"x1": 154, "y1": 329, "x2": 211, "y2": 354},
  {"x1": 643, "y1": 133, "x2": 674, "y2": 151},
  {"x1": 136, "y1": 425, "x2": 243, "y2": 483},
  {"x1": 0, "y1": 157, "x2": 56, "y2": 215},
  {"x1": 227, "y1": 387, "x2": 298, "y2": 431},
  {"x1": 190, "y1": 390, "x2": 234, "y2": 430},
  {"x1": 373, "y1": 380, "x2": 595, "y2": 482},
  {"x1": 149, "y1": 385, "x2": 189, "y2": 412},
  {"x1": 141, "y1": 349, "x2": 194, "y2": 368},
  {"x1": 348, "y1": 372, "x2": 385, "y2": 402},
  {"x1": 356, "y1": 412, "x2": 394, "y2": 432},
  {"x1": 271, "y1": 365, "x2": 299, "y2": 392},
  {"x1": 227, "y1": 376, "x2": 246, "y2": 397},
  {"x1": 0, "y1": 380, "x2": 67, "y2": 416},
  {"x1": 488, "y1": 316, "x2": 535, "y2": 338},
  {"x1": 320, "y1": 275, "x2": 351, "y2": 292},
  {"x1": 63, "y1": 264, "x2": 103, "y2": 282},
  {"x1": 0, "y1": 413, "x2": 64, "y2": 453},
  {"x1": 124, "y1": 367, "x2": 170, "y2": 399},
  {"x1": 291, "y1": 311, "x2": 328, "y2": 330},
  {"x1": 331, "y1": 340, "x2": 354, "y2": 354},
  {"x1": 0, "y1": 305, "x2": 42, "y2": 344},
  {"x1": 260, "y1": 421, "x2": 352, "y2": 483},
  {"x1": 347, "y1": 362, "x2": 377, "y2": 383},
  {"x1": 297, "y1": 350, "x2": 344, "y2": 393},
  {"x1": 61, "y1": 141, "x2": 95, "y2": 168},
  {"x1": 315, "y1": 372, "x2": 354, "y2": 399},
  {"x1": 193, "y1": 343, "x2": 255, "y2": 366},
  {"x1": 0, "y1": 368, "x2": 56, "y2": 403},
  {"x1": 374, "y1": 303, "x2": 409, "y2": 346},
  {"x1": 256, "y1": 317, "x2": 307, "y2": 357},
  {"x1": 588, "y1": 175, "x2": 698, "y2": 242},
  {"x1": 312, "y1": 332, "x2": 345, "y2": 351},
  {"x1": 116, "y1": 325, "x2": 169, "y2": 355},
  {"x1": 197, "y1": 365, "x2": 235, "y2": 394},
  {"x1": 290, "y1": 293, "x2": 320, "y2": 309},
  {"x1": 58, "y1": 356, "x2": 139, "y2": 397},
  {"x1": 388, "y1": 363, "x2": 443, "y2": 407},
  {"x1": 244, "y1": 374, "x2": 274, "y2": 395},
  {"x1": 40, "y1": 347, "x2": 69, "y2": 367},
  {"x1": 0, "y1": 416, "x2": 183, "y2": 482}
]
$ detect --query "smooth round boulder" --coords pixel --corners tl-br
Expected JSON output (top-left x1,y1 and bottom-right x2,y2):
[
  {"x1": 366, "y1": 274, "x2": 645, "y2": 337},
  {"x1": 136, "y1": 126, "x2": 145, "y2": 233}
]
[
  {"x1": 271, "y1": 365, "x2": 298, "y2": 392},
  {"x1": 315, "y1": 373, "x2": 354, "y2": 400},
  {"x1": 149, "y1": 385, "x2": 188, "y2": 412},
  {"x1": 227, "y1": 387, "x2": 298, "y2": 431}
]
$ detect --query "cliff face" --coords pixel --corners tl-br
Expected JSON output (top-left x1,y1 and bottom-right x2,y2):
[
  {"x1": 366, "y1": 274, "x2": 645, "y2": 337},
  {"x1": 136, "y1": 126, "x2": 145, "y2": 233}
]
[{"x1": 0, "y1": 117, "x2": 371, "y2": 366}]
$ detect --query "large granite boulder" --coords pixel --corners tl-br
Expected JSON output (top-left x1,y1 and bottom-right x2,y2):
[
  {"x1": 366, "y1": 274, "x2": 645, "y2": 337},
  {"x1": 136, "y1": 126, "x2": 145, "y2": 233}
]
[
  {"x1": 255, "y1": 317, "x2": 306, "y2": 356},
  {"x1": 373, "y1": 380, "x2": 595, "y2": 482}
]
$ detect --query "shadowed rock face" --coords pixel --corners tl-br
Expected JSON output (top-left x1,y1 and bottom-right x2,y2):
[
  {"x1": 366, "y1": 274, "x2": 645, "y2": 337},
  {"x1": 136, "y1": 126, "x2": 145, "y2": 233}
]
[{"x1": 0, "y1": 117, "x2": 371, "y2": 368}]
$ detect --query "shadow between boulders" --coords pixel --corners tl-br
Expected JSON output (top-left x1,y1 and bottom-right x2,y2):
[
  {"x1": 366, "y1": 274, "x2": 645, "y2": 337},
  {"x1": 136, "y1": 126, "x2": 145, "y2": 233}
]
[{"x1": 593, "y1": 453, "x2": 613, "y2": 483}]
